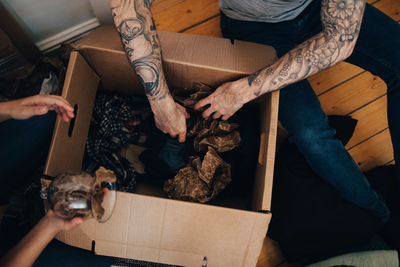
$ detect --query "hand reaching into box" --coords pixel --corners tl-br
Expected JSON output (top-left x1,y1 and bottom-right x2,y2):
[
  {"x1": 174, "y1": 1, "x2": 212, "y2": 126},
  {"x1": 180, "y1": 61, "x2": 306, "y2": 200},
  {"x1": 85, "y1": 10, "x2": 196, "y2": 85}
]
[
  {"x1": 0, "y1": 94, "x2": 75, "y2": 123},
  {"x1": 195, "y1": 77, "x2": 255, "y2": 121},
  {"x1": 110, "y1": 0, "x2": 189, "y2": 143}
]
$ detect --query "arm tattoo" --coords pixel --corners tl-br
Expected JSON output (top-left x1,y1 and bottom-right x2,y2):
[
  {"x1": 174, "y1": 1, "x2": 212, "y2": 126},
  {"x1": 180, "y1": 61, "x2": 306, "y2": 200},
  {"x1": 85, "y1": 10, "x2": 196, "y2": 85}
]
[
  {"x1": 249, "y1": 0, "x2": 366, "y2": 97},
  {"x1": 112, "y1": 0, "x2": 167, "y2": 100}
]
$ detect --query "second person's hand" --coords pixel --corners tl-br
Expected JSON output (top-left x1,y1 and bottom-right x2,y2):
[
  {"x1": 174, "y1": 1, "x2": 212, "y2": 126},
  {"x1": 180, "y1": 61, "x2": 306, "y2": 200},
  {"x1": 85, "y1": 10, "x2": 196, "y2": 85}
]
[
  {"x1": 0, "y1": 94, "x2": 75, "y2": 122},
  {"x1": 194, "y1": 77, "x2": 254, "y2": 120}
]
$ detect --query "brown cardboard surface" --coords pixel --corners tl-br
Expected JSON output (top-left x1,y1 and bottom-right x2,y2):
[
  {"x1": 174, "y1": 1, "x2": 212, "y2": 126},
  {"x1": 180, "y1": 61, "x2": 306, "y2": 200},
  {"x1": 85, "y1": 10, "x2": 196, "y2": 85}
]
[
  {"x1": 57, "y1": 192, "x2": 271, "y2": 267},
  {"x1": 252, "y1": 92, "x2": 280, "y2": 212},
  {"x1": 72, "y1": 27, "x2": 277, "y2": 94},
  {"x1": 44, "y1": 52, "x2": 99, "y2": 176},
  {"x1": 47, "y1": 27, "x2": 278, "y2": 267}
]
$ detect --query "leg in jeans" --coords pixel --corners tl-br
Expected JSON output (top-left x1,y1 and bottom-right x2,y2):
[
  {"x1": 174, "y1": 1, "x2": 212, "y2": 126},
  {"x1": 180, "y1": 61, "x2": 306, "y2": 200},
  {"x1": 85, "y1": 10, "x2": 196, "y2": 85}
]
[
  {"x1": 0, "y1": 112, "x2": 56, "y2": 199},
  {"x1": 344, "y1": 4, "x2": 400, "y2": 178},
  {"x1": 220, "y1": 1, "x2": 390, "y2": 222}
]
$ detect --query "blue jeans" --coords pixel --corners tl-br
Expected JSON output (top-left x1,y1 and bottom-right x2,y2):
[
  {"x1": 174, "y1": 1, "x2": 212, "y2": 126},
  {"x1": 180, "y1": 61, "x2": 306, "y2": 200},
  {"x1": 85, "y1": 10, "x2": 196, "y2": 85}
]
[
  {"x1": 0, "y1": 112, "x2": 56, "y2": 199},
  {"x1": 221, "y1": 1, "x2": 400, "y2": 222}
]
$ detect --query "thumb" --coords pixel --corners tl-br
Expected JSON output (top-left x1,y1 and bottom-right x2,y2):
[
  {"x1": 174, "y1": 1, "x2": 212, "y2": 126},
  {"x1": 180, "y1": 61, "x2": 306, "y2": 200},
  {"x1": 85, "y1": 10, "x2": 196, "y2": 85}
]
[
  {"x1": 70, "y1": 217, "x2": 84, "y2": 227},
  {"x1": 23, "y1": 106, "x2": 49, "y2": 118},
  {"x1": 185, "y1": 109, "x2": 190, "y2": 119},
  {"x1": 178, "y1": 105, "x2": 190, "y2": 119},
  {"x1": 178, "y1": 130, "x2": 186, "y2": 143}
]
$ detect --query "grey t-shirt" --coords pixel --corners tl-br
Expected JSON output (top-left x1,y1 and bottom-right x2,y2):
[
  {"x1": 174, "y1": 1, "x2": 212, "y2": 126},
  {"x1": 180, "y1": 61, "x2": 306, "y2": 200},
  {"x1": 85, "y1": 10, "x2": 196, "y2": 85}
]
[{"x1": 219, "y1": 0, "x2": 314, "y2": 23}]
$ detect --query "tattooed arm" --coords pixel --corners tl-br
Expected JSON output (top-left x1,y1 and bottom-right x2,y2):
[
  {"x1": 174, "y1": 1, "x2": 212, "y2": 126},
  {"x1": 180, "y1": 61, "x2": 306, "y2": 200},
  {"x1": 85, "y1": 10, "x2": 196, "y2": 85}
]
[
  {"x1": 195, "y1": 0, "x2": 366, "y2": 120},
  {"x1": 110, "y1": 0, "x2": 189, "y2": 142}
]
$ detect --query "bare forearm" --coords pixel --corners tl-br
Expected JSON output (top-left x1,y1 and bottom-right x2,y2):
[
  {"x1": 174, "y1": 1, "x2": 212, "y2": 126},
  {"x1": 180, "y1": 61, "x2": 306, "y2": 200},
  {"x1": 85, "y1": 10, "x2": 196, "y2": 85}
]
[
  {"x1": 111, "y1": 0, "x2": 170, "y2": 102},
  {"x1": 247, "y1": 0, "x2": 366, "y2": 98},
  {"x1": 0, "y1": 217, "x2": 57, "y2": 267}
]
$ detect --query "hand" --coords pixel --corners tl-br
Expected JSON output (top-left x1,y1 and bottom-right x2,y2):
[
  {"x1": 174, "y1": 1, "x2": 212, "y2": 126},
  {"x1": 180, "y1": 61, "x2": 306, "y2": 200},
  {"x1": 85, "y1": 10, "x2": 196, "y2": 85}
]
[
  {"x1": 0, "y1": 94, "x2": 74, "y2": 122},
  {"x1": 44, "y1": 210, "x2": 84, "y2": 233},
  {"x1": 151, "y1": 97, "x2": 190, "y2": 143},
  {"x1": 194, "y1": 77, "x2": 254, "y2": 120}
]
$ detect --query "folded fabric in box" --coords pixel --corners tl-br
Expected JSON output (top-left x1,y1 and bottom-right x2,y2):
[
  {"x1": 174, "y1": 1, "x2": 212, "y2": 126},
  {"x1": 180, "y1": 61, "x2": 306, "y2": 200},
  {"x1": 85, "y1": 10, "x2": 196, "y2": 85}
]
[{"x1": 83, "y1": 92, "x2": 148, "y2": 192}]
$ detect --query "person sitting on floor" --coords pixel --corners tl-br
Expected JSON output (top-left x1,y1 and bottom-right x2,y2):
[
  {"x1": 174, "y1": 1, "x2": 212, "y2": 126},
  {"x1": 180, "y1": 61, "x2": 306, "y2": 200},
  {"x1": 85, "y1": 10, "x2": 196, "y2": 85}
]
[{"x1": 110, "y1": 0, "x2": 400, "y2": 224}]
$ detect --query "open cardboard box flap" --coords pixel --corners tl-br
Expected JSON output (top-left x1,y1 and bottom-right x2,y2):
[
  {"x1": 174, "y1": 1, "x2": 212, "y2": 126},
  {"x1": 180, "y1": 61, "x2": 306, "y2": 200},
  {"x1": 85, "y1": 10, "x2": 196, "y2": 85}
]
[
  {"x1": 43, "y1": 27, "x2": 279, "y2": 267},
  {"x1": 44, "y1": 52, "x2": 99, "y2": 176},
  {"x1": 71, "y1": 26, "x2": 277, "y2": 94}
]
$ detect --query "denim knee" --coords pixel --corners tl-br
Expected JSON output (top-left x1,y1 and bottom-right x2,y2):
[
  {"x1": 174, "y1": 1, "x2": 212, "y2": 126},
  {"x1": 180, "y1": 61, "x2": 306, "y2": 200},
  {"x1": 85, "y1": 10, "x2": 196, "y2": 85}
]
[{"x1": 289, "y1": 125, "x2": 337, "y2": 157}]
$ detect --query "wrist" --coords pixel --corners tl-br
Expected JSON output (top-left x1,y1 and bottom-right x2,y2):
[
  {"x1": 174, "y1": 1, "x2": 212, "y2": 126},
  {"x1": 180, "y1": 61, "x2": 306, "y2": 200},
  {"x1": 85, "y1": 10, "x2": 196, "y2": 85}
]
[
  {"x1": 41, "y1": 213, "x2": 62, "y2": 236},
  {"x1": 237, "y1": 77, "x2": 259, "y2": 104},
  {"x1": 149, "y1": 93, "x2": 175, "y2": 114}
]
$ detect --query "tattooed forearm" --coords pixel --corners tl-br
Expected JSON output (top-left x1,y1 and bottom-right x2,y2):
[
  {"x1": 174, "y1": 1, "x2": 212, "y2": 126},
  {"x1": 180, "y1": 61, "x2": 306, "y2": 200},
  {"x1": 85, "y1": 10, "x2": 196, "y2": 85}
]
[
  {"x1": 248, "y1": 69, "x2": 262, "y2": 86},
  {"x1": 111, "y1": 0, "x2": 168, "y2": 100},
  {"x1": 248, "y1": 0, "x2": 366, "y2": 97}
]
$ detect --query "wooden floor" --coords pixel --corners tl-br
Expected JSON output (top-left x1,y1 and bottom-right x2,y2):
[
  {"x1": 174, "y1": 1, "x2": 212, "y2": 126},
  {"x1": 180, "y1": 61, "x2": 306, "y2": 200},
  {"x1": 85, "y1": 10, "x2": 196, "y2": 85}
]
[{"x1": 150, "y1": 0, "x2": 400, "y2": 266}]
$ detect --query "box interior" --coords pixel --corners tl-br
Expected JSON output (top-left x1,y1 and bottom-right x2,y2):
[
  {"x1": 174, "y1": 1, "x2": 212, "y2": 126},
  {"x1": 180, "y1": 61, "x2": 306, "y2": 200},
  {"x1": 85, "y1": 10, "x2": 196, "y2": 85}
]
[
  {"x1": 43, "y1": 28, "x2": 279, "y2": 265},
  {"x1": 45, "y1": 27, "x2": 278, "y2": 213}
]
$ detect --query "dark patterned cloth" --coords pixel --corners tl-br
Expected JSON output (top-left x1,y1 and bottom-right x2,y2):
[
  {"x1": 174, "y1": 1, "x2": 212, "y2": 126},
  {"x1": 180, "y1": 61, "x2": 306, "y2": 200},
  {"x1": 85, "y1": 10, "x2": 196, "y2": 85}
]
[{"x1": 83, "y1": 92, "x2": 147, "y2": 192}]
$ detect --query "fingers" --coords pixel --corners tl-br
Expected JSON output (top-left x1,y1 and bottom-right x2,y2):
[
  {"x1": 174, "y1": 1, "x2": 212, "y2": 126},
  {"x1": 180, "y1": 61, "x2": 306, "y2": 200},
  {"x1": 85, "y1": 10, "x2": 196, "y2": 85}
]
[
  {"x1": 51, "y1": 105, "x2": 72, "y2": 122},
  {"x1": 29, "y1": 95, "x2": 74, "y2": 114},
  {"x1": 70, "y1": 217, "x2": 84, "y2": 226},
  {"x1": 168, "y1": 129, "x2": 187, "y2": 143},
  {"x1": 178, "y1": 129, "x2": 186, "y2": 143},
  {"x1": 30, "y1": 94, "x2": 73, "y2": 110},
  {"x1": 201, "y1": 106, "x2": 216, "y2": 118},
  {"x1": 63, "y1": 217, "x2": 84, "y2": 231},
  {"x1": 196, "y1": 95, "x2": 219, "y2": 119},
  {"x1": 221, "y1": 114, "x2": 232, "y2": 121},
  {"x1": 22, "y1": 95, "x2": 75, "y2": 121},
  {"x1": 194, "y1": 96, "x2": 211, "y2": 111},
  {"x1": 212, "y1": 112, "x2": 222, "y2": 120},
  {"x1": 176, "y1": 103, "x2": 190, "y2": 119},
  {"x1": 184, "y1": 108, "x2": 190, "y2": 119}
]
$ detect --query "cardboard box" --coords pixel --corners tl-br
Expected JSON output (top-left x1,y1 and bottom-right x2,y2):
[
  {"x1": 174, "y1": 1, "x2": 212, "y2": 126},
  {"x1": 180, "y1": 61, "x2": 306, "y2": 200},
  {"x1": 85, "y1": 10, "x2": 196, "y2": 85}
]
[{"x1": 43, "y1": 26, "x2": 279, "y2": 267}]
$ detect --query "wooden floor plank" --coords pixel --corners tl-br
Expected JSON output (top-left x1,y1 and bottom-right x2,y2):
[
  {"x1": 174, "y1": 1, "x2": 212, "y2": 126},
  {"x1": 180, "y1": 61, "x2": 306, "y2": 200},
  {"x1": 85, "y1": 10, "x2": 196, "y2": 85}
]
[
  {"x1": 309, "y1": 62, "x2": 364, "y2": 96},
  {"x1": 319, "y1": 73, "x2": 387, "y2": 115},
  {"x1": 152, "y1": 0, "x2": 220, "y2": 32},
  {"x1": 346, "y1": 96, "x2": 388, "y2": 149},
  {"x1": 349, "y1": 129, "x2": 394, "y2": 171},
  {"x1": 183, "y1": 15, "x2": 222, "y2": 37},
  {"x1": 372, "y1": 0, "x2": 400, "y2": 21},
  {"x1": 152, "y1": 0, "x2": 186, "y2": 14}
]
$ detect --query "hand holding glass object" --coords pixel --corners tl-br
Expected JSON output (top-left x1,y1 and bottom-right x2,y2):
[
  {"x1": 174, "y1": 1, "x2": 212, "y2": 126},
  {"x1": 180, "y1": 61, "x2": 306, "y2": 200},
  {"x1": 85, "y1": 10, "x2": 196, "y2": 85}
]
[{"x1": 41, "y1": 167, "x2": 117, "y2": 223}]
